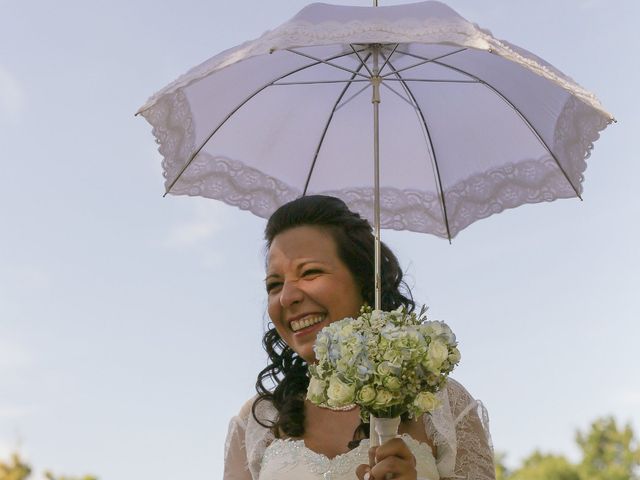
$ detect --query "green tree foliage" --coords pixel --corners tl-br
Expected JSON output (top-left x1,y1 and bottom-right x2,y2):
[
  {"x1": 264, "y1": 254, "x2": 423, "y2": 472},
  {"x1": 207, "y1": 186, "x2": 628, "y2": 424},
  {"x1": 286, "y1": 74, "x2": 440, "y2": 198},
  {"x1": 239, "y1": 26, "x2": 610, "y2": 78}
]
[
  {"x1": 495, "y1": 416, "x2": 640, "y2": 480},
  {"x1": 44, "y1": 473, "x2": 98, "y2": 480},
  {"x1": 576, "y1": 416, "x2": 640, "y2": 480},
  {"x1": 509, "y1": 451, "x2": 580, "y2": 480},
  {"x1": 0, "y1": 453, "x2": 31, "y2": 480},
  {"x1": 0, "y1": 453, "x2": 96, "y2": 480}
]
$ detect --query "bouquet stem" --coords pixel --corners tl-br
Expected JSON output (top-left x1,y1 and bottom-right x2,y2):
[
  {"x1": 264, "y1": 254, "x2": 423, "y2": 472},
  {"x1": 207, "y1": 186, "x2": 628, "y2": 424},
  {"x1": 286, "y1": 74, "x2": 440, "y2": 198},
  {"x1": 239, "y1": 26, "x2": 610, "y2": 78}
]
[{"x1": 373, "y1": 416, "x2": 401, "y2": 445}]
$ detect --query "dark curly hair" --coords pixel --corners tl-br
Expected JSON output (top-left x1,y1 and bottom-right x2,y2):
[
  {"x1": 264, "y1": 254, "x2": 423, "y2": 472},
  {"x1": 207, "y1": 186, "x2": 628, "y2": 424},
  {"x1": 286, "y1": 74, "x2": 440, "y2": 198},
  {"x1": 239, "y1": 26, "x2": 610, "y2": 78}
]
[{"x1": 252, "y1": 195, "x2": 415, "y2": 444}]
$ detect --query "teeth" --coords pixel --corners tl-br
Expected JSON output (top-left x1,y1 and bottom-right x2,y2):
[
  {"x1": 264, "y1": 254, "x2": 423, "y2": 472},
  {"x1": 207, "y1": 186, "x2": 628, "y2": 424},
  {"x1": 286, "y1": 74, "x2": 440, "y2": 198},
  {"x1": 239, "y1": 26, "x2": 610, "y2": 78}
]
[{"x1": 290, "y1": 315, "x2": 324, "y2": 332}]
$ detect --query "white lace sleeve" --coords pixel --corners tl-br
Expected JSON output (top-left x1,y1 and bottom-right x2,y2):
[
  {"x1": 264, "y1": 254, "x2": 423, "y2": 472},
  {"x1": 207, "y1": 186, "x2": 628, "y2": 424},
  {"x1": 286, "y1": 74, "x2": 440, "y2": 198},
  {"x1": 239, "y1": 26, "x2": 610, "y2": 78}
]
[
  {"x1": 224, "y1": 400, "x2": 254, "y2": 480},
  {"x1": 426, "y1": 379, "x2": 495, "y2": 480},
  {"x1": 224, "y1": 397, "x2": 277, "y2": 480}
]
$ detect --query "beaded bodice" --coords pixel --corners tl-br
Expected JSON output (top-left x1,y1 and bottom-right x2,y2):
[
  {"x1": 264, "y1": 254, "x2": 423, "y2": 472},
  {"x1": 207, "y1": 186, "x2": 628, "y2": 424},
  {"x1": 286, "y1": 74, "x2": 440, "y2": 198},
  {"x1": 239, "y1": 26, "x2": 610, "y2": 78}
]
[
  {"x1": 224, "y1": 379, "x2": 495, "y2": 479},
  {"x1": 258, "y1": 434, "x2": 440, "y2": 480}
]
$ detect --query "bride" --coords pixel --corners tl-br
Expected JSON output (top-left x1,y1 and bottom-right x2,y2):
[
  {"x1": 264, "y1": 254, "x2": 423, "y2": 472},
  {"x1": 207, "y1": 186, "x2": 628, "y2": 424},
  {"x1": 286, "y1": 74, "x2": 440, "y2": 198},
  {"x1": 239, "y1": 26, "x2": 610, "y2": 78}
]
[{"x1": 224, "y1": 196, "x2": 495, "y2": 480}]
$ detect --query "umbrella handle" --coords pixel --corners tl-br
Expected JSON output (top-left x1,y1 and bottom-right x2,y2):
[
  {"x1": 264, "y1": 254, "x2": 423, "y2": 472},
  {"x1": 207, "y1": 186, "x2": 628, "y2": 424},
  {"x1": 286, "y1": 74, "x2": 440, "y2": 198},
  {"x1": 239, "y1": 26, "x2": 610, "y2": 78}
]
[{"x1": 370, "y1": 413, "x2": 379, "y2": 447}]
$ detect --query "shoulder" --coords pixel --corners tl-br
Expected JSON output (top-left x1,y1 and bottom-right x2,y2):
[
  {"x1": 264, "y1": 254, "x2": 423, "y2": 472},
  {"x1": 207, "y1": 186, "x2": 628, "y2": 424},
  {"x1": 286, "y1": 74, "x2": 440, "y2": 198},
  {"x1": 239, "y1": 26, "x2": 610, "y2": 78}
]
[
  {"x1": 237, "y1": 396, "x2": 258, "y2": 421},
  {"x1": 227, "y1": 396, "x2": 258, "y2": 433},
  {"x1": 444, "y1": 377, "x2": 471, "y2": 398},
  {"x1": 228, "y1": 396, "x2": 278, "y2": 479},
  {"x1": 230, "y1": 395, "x2": 278, "y2": 429},
  {"x1": 442, "y1": 378, "x2": 482, "y2": 423},
  {"x1": 444, "y1": 378, "x2": 493, "y2": 450}
]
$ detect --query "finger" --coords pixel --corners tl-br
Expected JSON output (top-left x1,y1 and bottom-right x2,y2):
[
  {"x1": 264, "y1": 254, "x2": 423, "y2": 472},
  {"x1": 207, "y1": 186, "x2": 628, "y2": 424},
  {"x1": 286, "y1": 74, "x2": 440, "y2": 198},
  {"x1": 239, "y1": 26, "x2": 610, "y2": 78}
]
[
  {"x1": 375, "y1": 438, "x2": 416, "y2": 466},
  {"x1": 356, "y1": 463, "x2": 372, "y2": 480},
  {"x1": 368, "y1": 446, "x2": 377, "y2": 467},
  {"x1": 370, "y1": 455, "x2": 416, "y2": 480}
]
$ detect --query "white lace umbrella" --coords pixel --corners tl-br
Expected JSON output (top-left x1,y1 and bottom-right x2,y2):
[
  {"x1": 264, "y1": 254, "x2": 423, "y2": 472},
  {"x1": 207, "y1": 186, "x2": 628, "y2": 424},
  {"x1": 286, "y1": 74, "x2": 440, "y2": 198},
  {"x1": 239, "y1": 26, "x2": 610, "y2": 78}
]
[
  {"x1": 138, "y1": 0, "x2": 613, "y2": 448},
  {"x1": 138, "y1": 0, "x2": 613, "y2": 302}
]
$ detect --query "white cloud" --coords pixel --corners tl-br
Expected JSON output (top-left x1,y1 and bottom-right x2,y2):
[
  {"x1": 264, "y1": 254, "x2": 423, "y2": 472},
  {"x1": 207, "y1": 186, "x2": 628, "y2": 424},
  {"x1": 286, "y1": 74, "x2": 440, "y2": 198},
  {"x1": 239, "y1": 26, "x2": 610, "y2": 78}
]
[
  {"x1": 0, "y1": 405, "x2": 31, "y2": 420},
  {"x1": 618, "y1": 389, "x2": 640, "y2": 406},
  {"x1": 12, "y1": 266, "x2": 51, "y2": 291},
  {"x1": 164, "y1": 220, "x2": 217, "y2": 247},
  {"x1": 163, "y1": 200, "x2": 228, "y2": 248},
  {"x1": 0, "y1": 66, "x2": 26, "y2": 124},
  {"x1": 162, "y1": 200, "x2": 234, "y2": 268},
  {"x1": 579, "y1": 0, "x2": 606, "y2": 9},
  {"x1": 0, "y1": 265, "x2": 51, "y2": 308},
  {"x1": 0, "y1": 342, "x2": 31, "y2": 371}
]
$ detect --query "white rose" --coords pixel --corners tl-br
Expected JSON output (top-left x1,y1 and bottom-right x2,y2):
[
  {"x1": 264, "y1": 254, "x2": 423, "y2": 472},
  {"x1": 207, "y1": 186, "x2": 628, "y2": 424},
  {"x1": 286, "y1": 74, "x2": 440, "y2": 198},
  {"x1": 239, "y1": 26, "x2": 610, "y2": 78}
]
[
  {"x1": 448, "y1": 347, "x2": 461, "y2": 365},
  {"x1": 426, "y1": 340, "x2": 449, "y2": 371},
  {"x1": 307, "y1": 377, "x2": 327, "y2": 404},
  {"x1": 373, "y1": 388, "x2": 395, "y2": 409},
  {"x1": 356, "y1": 385, "x2": 377, "y2": 405},
  {"x1": 326, "y1": 375, "x2": 356, "y2": 407},
  {"x1": 383, "y1": 375, "x2": 402, "y2": 392},
  {"x1": 376, "y1": 361, "x2": 393, "y2": 376},
  {"x1": 413, "y1": 391, "x2": 441, "y2": 414},
  {"x1": 423, "y1": 321, "x2": 456, "y2": 344},
  {"x1": 422, "y1": 321, "x2": 444, "y2": 336}
]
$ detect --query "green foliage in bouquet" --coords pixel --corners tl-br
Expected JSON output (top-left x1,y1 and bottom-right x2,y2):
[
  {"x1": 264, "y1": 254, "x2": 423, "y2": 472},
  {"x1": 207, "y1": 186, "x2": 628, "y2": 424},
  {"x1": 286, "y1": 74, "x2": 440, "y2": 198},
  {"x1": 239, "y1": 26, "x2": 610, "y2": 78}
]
[{"x1": 307, "y1": 306, "x2": 460, "y2": 421}]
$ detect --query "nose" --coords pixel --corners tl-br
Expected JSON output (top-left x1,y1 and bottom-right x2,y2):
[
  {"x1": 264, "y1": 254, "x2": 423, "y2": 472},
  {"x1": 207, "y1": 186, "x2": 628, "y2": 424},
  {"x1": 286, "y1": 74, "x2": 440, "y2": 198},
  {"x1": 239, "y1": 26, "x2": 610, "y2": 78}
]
[{"x1": 279, "y1": 280, "x2": 304, "y2": 308}]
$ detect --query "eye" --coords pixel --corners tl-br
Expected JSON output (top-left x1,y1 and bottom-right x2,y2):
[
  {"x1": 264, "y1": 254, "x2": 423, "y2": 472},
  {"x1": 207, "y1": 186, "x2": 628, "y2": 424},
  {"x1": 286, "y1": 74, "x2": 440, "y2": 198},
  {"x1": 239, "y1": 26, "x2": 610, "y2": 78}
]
[
  {"x1": 266, "y1": 281, "x2": 282, "y2": 293},
  {"x1": 302, "y1": 268, "x2": 323, "y2": 277}
]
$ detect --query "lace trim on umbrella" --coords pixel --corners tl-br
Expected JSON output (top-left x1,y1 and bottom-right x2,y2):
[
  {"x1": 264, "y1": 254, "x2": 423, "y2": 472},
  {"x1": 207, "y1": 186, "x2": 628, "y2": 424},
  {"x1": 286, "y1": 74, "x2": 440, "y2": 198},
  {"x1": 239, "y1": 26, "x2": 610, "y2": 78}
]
[
  {"x1": 140, "y1": 89, "x2": 195, "y2": 180},
  {"x1": 144, "y1": 90, "x2": 610, "y2": 239}
]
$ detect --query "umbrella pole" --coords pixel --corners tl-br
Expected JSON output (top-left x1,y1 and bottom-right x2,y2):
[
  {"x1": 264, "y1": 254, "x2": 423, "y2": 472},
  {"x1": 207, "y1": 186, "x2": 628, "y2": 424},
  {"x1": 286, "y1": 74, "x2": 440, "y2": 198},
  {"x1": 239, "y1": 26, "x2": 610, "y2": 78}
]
[
  {"x1": 372, "y1": 45, "x2": 382, "y2": 313},
  {"x1": 371, "y1": 0, "x2": 381, "y2": 448},
  {"x1": 371, "y1": 43, "x2": 382, "y2": 448}
]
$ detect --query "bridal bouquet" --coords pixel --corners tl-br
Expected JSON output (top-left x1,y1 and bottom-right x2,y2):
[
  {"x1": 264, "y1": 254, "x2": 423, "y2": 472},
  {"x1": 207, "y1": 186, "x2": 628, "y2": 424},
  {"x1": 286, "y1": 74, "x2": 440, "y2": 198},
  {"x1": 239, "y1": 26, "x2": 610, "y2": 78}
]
[{"x1": 307, "y1": 306, "x2": 460, "y2": 422}]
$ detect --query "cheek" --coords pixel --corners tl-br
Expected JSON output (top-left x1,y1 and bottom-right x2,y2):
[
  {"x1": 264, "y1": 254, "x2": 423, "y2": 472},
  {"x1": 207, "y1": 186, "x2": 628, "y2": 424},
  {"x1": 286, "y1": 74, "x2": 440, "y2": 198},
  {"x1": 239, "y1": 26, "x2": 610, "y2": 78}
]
[
  {"x1": 267, "y1": 296, "x2": 279, "y2": 323},
  {"x1": 268, "y1": 300, "x2": 288, "y2": 337},
  {"x1": 336, "y1": 278, "x2": 363, "y2": 315}
]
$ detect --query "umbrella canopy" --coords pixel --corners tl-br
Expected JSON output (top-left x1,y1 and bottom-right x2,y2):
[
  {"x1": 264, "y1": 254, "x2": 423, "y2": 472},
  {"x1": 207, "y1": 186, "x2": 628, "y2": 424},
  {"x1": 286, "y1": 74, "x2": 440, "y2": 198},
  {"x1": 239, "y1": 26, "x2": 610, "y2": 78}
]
[{"x1": 138, "y1": 0, "x2": 613, "y2": 240}]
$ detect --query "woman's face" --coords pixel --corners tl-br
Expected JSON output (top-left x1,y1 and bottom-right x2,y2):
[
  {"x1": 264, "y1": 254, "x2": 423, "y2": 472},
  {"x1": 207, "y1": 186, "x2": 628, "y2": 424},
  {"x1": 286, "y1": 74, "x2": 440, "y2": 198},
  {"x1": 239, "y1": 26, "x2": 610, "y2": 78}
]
[{"x1": 266, "y1": 225, "x2": 363, "y2": 363}]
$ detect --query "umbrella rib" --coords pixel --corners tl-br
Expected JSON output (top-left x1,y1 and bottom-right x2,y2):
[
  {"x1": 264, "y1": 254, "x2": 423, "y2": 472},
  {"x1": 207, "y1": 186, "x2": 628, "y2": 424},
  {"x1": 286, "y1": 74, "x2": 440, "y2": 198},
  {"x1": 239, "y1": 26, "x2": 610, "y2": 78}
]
[
  {"x1": 285, "y1": 48, "x2": 371, "y2": 79},
  {"x1": 273, "y1": 79, "x2": 370, "y2": 86},
  {"x1": 385, "y1": 78, "x2": 478, "y2": 84},
  {"x1": 396, "y1": 49, "x2": 583, "y2": 199},
  {"x1": 334, "y1": 83, "x2": 370, "y2": 112},
  {"x1": 380, "y1": 48, "x2": 467, "y2": 79},
  {"x1": 381, "y1": 54, "x2": 453, "y2": 242},
  {"x1": 303, "y1": 52, "x2": 372, "y2": 195},
  {"x1": 378, "y1": 44, "x2": 400, "y2": 75},
  {"x1": 164, "y1": 50, "x2": 364, "y2": 195},
  {"x1": 350, "y1": 44, "x2": 374, "y2": 77},
  {"x1": 381, "y1": 82, "x2": 415, "y2": 108}
]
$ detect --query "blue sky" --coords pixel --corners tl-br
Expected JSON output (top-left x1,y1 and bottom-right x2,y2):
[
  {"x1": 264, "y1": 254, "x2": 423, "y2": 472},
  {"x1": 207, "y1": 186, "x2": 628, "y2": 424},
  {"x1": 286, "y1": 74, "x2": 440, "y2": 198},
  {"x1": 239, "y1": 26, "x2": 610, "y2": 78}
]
[{"x1": 1, "y1": 0, "x2": 638, "y2": 479}]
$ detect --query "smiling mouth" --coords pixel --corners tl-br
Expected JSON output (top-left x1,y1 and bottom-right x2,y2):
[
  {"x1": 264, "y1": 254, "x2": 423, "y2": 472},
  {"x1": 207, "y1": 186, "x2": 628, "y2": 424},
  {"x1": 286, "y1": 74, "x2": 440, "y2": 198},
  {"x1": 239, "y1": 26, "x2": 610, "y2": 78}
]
[{"x1": 290, "y1": 314, "x2": 325, "y2": 332}]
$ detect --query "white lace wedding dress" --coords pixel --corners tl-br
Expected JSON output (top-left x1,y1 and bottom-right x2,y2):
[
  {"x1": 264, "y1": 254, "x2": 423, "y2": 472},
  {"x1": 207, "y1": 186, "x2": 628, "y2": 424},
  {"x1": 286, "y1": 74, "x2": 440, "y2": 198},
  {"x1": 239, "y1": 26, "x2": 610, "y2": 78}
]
[{"x1": 224, "y1": 379, "x2": 495, "y2": 480}]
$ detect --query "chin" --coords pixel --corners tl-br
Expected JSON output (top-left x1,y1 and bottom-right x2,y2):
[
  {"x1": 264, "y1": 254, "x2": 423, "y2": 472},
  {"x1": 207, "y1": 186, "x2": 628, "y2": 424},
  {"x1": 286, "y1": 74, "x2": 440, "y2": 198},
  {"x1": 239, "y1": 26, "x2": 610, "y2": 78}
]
[{"x1": 302, "y1": 356, "x2": 315, "y2": 364}]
